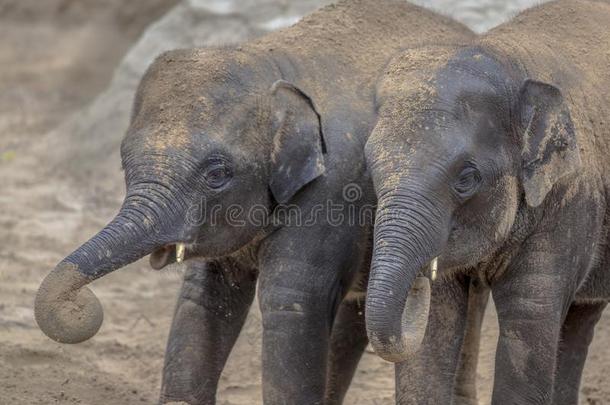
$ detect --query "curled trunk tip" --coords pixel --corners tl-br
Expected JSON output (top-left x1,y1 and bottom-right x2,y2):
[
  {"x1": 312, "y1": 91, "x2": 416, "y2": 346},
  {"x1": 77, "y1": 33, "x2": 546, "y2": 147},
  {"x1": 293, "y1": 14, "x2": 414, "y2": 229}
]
[
  {"x1": 34, "y1": 262, "x2": 103, "y2": 344},
  {"x1": 367, "y1": 275, "x2": 431, "y2": 362}
]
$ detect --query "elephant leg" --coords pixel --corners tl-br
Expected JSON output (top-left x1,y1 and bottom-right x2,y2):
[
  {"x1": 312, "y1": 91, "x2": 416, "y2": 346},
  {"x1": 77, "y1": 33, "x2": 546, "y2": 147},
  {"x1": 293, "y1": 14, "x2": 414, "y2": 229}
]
[
  {"x1": 491, "y1": 252, "x2": 571, "y2": 405},
  {"x1": 258, "y1": 260, "x2": 341, "y2": 405},
  {"x1": 324, "y1": 295, "x2": 368, "y2": 404},
  {"x1": 160, "y1": 258, "x2": 257, "y2": 405},
  {"x1": 395, "y1": 275, "x2": 470, "y2": 405},
  {"x1": 551, "y1": 301, "x2": 606, "y2": 405},
  {"x1": 258, "y1": 226, "x2": 356, "y2": 405},
  {"x1": 453, "y1": 277, "x2": 490, "y2": 405}
]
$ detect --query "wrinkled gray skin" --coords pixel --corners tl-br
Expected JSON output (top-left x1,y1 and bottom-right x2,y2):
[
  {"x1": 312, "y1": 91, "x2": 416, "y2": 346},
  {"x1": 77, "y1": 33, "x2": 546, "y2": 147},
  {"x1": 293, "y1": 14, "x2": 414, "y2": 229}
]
[
  {"x1": 364, "y1": 1, "x2": 610, "y2": 404},
  {"x1": 33, "y1": 1, "x2": 479, "y2": 404}
]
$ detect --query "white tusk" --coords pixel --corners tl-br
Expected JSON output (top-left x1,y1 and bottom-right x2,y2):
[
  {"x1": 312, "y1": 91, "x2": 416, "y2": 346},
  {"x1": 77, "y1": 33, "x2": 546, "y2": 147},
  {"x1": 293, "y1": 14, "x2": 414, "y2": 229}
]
[
  {"x1": 176, "y1": 243, "x2": 186, "y2": 263},
  {"x1": 430, "y1": 257, "x2": 438, "y2": 281}
]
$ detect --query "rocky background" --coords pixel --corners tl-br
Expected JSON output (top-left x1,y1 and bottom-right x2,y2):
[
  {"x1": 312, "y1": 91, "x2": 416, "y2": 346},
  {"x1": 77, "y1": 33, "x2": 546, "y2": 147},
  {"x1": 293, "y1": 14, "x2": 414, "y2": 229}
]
[{"x1": 1, "y1": 1, "x2": 608, "y2": 404}]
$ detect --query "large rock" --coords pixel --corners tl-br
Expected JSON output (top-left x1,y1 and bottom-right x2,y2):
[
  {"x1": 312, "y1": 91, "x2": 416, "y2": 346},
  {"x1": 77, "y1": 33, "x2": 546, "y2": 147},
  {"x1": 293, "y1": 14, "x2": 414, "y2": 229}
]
[{"x1": 44, "y1": 0, "x2": 547, "y2": 198}]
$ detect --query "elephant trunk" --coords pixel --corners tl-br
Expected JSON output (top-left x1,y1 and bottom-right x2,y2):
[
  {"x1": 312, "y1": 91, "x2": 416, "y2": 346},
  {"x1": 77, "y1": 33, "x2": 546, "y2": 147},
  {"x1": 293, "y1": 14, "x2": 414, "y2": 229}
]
[
  {"x1": 365, "y1": 187, "x2": 447, "y2": 362},
  {"x1": 35, "y1": 189, "x2": 179, "y2": 343}
]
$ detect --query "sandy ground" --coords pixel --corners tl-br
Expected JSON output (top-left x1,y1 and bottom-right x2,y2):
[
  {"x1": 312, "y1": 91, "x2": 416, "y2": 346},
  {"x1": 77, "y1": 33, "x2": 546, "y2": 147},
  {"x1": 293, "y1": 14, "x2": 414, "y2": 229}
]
[{"x1": 1, "y1": 1, "x2": 610, "y2": 404}]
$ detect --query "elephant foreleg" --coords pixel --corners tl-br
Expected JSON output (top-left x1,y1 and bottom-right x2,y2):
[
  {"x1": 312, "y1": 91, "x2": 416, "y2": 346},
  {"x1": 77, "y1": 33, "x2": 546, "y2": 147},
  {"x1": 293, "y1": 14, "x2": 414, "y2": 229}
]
[
  {"x1": 395, "y1": 275, "x2": 470, "y2": 405},
  {"x1": 258, "y1": 259, "x2": 340, "y2": 405},
  {"x1": 551, "y1": 301, "x2": 606, "y2": 405},
  {"x1": 491, "y1": 250, "x2": 569, "y2": 405},
  {"x1": 453, "y1": 277, "x2": 490, "y2": 405},
  {"x1": 324, "y1": 295, "x2": 368, "y2": 404},
  {"x1": 159, "y1": 258, "x2": 257, "y2": 405}
]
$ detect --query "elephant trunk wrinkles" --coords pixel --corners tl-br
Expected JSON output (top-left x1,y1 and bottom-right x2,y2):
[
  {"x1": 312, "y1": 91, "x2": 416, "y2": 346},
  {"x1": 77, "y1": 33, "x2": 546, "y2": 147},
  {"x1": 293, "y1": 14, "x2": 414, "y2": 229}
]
[
  {"x1": 35, "y1": 186, "x2": 182, "y2": 344},
  {"x1": 365, "y1": 188, "x2": 445, "y2": 362}
]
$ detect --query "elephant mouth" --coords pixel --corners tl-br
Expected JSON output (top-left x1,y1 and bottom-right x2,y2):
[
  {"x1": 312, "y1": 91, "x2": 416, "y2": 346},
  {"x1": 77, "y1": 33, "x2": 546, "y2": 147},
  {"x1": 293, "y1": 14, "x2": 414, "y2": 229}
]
[{"x1": 150, "y1": 243, "x2": 191, "y2": 270}]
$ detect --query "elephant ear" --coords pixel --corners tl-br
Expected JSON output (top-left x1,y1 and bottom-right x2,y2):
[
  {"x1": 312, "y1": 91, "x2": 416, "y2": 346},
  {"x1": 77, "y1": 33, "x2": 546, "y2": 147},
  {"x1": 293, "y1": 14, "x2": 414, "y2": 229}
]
[
  {"x1": 517, "y1": 79, "x2": 580, "y2": 207},
  {"x1": 268, "y1": 80, "x2": 326, "y2": 204}
]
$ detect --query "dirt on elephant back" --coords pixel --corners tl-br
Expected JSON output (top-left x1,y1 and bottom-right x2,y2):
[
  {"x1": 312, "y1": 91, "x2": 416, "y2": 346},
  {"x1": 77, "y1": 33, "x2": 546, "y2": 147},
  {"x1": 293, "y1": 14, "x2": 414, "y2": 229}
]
[{"x1": 1, "y1": 1, "x2": 610, "y2": 404}]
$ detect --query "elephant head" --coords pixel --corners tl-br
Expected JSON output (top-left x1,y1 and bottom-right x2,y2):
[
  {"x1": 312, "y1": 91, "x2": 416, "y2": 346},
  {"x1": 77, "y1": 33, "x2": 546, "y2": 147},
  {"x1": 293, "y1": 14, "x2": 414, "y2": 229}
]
[
  {"x1": 35, "y1": 48, "x2": 326, "y2": 343},
  {"x1": 364, "y1": 46, "x2": 580, "y2": 361}
]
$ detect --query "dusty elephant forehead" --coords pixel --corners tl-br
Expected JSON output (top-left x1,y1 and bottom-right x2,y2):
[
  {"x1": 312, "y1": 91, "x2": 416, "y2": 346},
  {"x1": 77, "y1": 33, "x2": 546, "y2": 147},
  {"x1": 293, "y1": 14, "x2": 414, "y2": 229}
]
[
  {"x1": 142, "y1": 123, "x2": 192, "y2": 152},
  {"x1": 130, "y1": 97, "x2": 235, "y2": 155},
  {"x1": 374, "y1": 48, "x2": 461, "y2": 136},
  {"x1": 130, "y1": 56, "x2": 270, "y2": 155},
  {"x1": 377, "y1": 46, "x2": 457, "y2": 96},
  {"x1": 143, "y1": 48, "x2": 245, "y2": 88},
  {"x1": 134, "y1": 51, "x2": 253, "y2": 120}
]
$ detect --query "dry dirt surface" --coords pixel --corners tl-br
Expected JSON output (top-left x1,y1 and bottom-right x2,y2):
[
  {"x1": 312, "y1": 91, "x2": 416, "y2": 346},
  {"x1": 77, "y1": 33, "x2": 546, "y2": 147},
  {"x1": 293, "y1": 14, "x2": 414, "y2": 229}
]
[{"x1": 1, "y1": 1, "x2": 609, "y2": 404}]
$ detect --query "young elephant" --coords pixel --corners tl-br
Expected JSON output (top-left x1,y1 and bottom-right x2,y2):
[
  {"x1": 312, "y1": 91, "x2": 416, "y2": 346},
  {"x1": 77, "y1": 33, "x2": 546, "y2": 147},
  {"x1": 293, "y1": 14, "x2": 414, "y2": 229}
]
[
  {"x1": 33, "y1": 1, "x2": 476, "y2": 404},
  {"x1": 364, "y1": 0, "x2": 610, "y2": 404}
]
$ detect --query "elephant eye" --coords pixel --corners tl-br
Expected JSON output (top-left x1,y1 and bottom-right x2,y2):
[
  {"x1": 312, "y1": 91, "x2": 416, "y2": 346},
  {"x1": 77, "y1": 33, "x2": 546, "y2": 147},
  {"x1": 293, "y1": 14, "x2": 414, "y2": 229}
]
[
  {"x1": 454, "y1": 164, "x2": 482, "y2": 197},
  {"x1": 204, "y1": 161, "x2": 233, "y2": 189}
]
